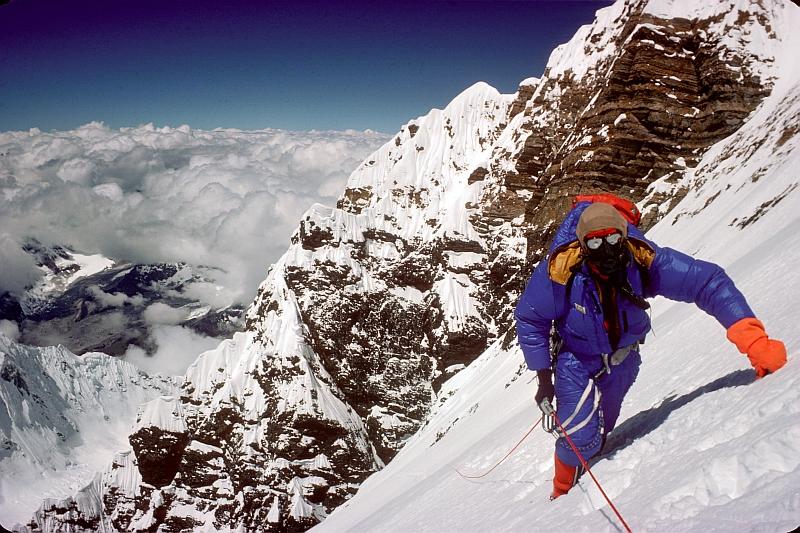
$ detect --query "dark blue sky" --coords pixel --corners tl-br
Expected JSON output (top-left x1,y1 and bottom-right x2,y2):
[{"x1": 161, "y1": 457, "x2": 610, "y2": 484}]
[{"x1": 0, "y1": 0, "x2": 612, "y2": 133}]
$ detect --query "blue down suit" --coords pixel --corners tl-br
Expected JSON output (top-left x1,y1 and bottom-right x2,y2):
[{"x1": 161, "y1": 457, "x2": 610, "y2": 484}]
[{"x1": 514, "y1": 202, "x2": 755, "y2": 467}]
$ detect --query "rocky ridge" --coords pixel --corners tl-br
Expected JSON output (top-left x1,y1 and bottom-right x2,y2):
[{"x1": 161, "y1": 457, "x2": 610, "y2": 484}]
[{"x1": 20, "y1": 0, "x2": 794, "y2": 531}]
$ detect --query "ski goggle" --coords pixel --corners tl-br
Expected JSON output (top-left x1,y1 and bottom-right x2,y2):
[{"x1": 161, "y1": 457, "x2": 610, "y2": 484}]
[{"x1": 585, "y1": 232, "x2": 623, "y2": 250}]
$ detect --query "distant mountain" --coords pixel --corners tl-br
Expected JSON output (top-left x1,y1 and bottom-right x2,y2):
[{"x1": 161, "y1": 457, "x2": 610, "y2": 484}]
[
  {"x1": 1, "y1": 239, "x2": 244, "y2": 357},
  {"x1": 15, "y1": 0, "x2": 800, "y2": 531}
]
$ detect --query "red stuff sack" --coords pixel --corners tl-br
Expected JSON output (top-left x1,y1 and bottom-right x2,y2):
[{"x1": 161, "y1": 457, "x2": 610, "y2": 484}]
[{"x1": 573, "y1": 193, "x2": 641, "y2": 226}]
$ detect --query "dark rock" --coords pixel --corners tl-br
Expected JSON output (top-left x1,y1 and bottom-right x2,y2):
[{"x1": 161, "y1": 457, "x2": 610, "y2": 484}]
[
  {"x1": 0, "y1": 292, "x2": 23, "y2": 322},
  {"x1": 0, "y1": 363, "x2": 29, "y2": 394},
  {"x1": 129, "y1": 426, "x2": 191, "y2": 488}
]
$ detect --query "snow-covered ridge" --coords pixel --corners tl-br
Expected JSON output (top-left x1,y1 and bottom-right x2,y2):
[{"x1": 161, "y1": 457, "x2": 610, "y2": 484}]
[
  {"x1": 30, "y1": 450, "x2": 142, "y2": 533},
  {"x1": 238, "y1": 262, "x2": 379, "y2": 459},
  {"x1": 541, "y1": 0, "x2": 780, "y2": 86},
  {"x1": 134, "y1": 395, "x2": 186, "y2": 434},
  {"x1": 0, "y1": 335, "x2": 175, "y2": 527},
  {"x1": 341, "y1": 81, "x2": 513, "y2": 243},
  {"x1": 20, "y1": 247, "x2": 114, "y2": 315},
  {"x1": 38, "y1": 264, "x2": 384, "y2": 531},
  {"x1": 539, "y1": 0, "x2": 631, "y2": 83},
  {"x1": 5, "y1": 238, "x2": 248, "y2": 370}
]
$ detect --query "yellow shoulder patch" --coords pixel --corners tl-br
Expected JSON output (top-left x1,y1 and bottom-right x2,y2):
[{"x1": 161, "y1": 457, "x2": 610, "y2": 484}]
[
  {"x1": 548, "y1": 242, "x2": 583, "y2": 285},
  {"x1": 628, "y1": 238, "x2": 656, "y2": 269}
]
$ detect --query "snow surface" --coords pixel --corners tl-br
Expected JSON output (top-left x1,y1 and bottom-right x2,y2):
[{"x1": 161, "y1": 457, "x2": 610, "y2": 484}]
[
  {"x1": 39, "y1": 449, "x2": 142, "y2": 530},
  {"x1": 133, "y1": 395, "x2": 186, "y2": 433},
  {"x1": 7, "y1": 0, "x2": 799, "y2": 529},
  {"x1": 312, "y1": 2, "x2": 800, "y2": 531},
  {"x1": 344, "y1": 81, "x2": 512, "y2": 244}
]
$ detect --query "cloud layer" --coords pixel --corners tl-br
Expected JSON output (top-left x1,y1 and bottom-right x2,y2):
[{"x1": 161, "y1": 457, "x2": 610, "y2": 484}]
[
  {"x1": 0, "y1": 122, "x2": 388, "y2": 304},
  {"x1": 124, "y1": 324, "x2": 219, "y2": 377},
  {"x1": 0, "y1": 319, "x2": 21, "y2": 341}
]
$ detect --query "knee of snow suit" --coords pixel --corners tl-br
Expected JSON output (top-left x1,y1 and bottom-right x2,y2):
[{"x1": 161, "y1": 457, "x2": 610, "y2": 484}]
[
  {"x1": 553, "y1": 350, "x2": 641, "y2": 467},
  {"x1": 553, "y1": 352, "x2": 603, "y2": 467},
  {"x1": 595, "y1": 350, "x2": 641, "y2": 433}
]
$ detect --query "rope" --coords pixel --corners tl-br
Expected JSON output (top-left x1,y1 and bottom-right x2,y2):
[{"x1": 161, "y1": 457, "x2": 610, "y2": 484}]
[
  {"x1": 553, "y1": 413, "x2": 633, "y2": 533},
  {"x1": 454, "y1": 415, "x2": 543, "y2": 480}
]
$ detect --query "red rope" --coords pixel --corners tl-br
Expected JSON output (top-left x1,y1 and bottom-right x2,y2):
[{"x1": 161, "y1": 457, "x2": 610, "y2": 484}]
[
  {"x1": 454, "y1": 415, "x2": 543, "y2": 479},
  {"x1": 553, "y1": 413, "x2": 633, "y2": 533}
]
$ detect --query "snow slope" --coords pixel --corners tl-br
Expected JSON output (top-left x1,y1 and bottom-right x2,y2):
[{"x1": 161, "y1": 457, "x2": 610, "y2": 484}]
[
  {"x1": 11, "y1": 0, "x2": 798, "y2": 528},
  {"x1": 312, "y1": 3, "x2": 800, "y2": 531}
]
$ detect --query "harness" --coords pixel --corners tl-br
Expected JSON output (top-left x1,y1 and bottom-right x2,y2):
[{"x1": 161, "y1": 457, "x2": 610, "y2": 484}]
[
  {"x1": 545, "y1": 337, "x2": 639, "y2": 436},
  {"x1": 594, "y1": 342, "x2": 639, "y2": 380}
]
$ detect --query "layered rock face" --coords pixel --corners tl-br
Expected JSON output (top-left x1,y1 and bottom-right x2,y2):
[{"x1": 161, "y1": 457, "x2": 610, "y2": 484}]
[
  {"x1": 478, "y1": 0, "x2": 779, "y2": 284},
  {"x1": 23, "y1": 0, "x2": 793, "y2": 531},
  {"x1": 289, "y1": 83, "x2": 513, "y2": 461}
]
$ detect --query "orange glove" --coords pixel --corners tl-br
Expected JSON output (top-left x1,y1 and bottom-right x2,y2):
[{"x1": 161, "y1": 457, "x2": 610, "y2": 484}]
[{"x1": 727, "y1": 318, "x2": 787, "y2": 378}]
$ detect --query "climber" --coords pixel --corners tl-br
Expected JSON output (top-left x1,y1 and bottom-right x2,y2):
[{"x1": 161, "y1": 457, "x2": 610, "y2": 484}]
[{"x1": 514, "y1": 195, "x2": 787, "y2": 500}]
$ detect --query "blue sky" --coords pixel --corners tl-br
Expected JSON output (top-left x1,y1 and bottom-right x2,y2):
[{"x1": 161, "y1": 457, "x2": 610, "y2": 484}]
[{"x1": 0, "y1": 0, "x2": 612, "y2": 133}]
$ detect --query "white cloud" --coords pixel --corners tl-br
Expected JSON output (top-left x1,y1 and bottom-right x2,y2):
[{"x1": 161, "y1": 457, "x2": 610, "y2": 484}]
[
  {"x1": 56, "y1": 157, "x2": 95, "y2": 185},
  {"x1": 92, "y1": 183, "x2": 124, "y2": 201},
  {"x1": 123, "y1": 324, "x2": 219, "y2": 377},
  {"x1": 0, "y1": 233, "x2": 43, "y2": 294},
  {"x1": 0, "y1": 319, "x2": 21, "y2": 342},
  {"x1": 177, "y1": 281, "x2": 232, "y2": 309},
  {"x1": 88, "y1": 286, "x2": 145, "y2": 308},
  {"x1": 142, "y1": 302, "x2": 187, "y2": 325},
  {"x1": 0, "y1": 122, "x2": 389, "y2": 305}
]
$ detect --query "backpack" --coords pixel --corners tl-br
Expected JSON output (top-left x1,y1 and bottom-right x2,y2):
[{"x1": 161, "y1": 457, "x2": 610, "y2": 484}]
[{"x1": 572, "y1": 193, "x2": 641, "y2": 226}]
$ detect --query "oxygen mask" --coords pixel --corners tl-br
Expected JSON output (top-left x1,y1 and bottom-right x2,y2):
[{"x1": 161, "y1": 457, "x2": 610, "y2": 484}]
[{"x1": 583, "y1": 231, "x2": 629, "y2": 276}]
